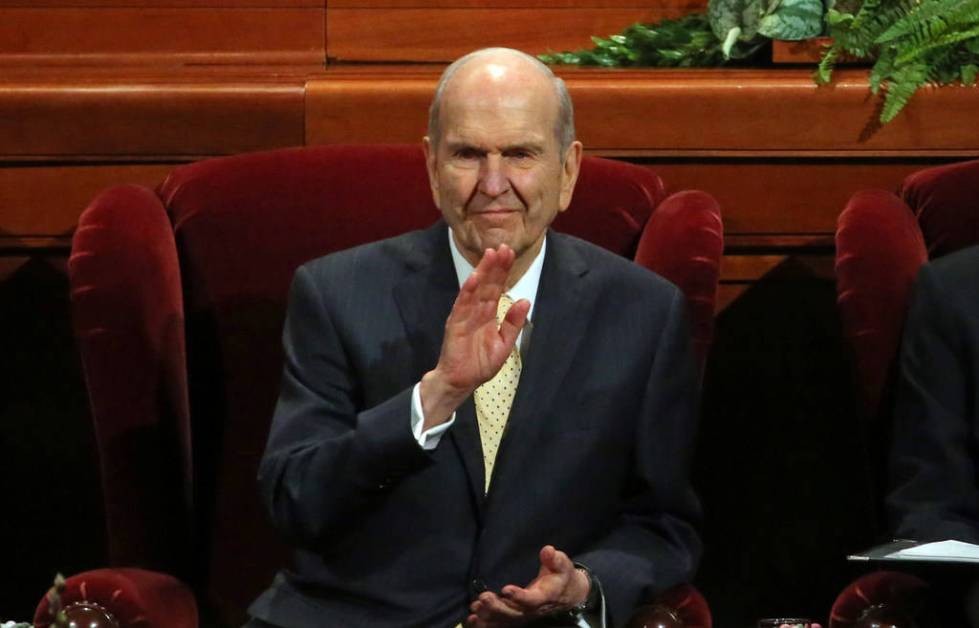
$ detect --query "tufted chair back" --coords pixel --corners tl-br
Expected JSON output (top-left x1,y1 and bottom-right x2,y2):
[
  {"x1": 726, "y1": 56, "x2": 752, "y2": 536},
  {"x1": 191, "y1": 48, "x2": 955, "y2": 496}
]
[
  {"x1": 836, "y1": 158, "x2": 979, "y2": 420},
  {"x1": 831, "y1": 158, "x2": 979, "y2": 628},
  {"x1": 64, "y1": 144, "x2": 722, "y2": 625}
]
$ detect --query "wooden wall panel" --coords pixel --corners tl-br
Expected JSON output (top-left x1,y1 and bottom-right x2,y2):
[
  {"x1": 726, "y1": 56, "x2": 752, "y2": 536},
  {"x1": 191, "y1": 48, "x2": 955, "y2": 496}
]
[
  {"x1": 0, "y1": 1, "x2": 320, "y2": 5},
  {"x1": 305, "y1": 68, "x2": 979, "y2": 153},
  {"x1": 325, "y1": 6, "x2": 702, "y2": 61},
  {"x1": 0, "y1": 164, "x2": 176, "y2": 243},
  {"x1": 330, "y1": 0, "x2": 698, "y2": 6},
  {"x1": 306, "y1": 75, "x2": 432, "y2": 144},
  {"x1": 0, "y1": 8, "x2": 325, "y2": 65},
  {"x1": 0, "y1": 76, "x2": 307, "y2": 157},
  {"x1": 648, "y1": 159, "x2": 950, "y2": 234},
  {"x1": 0, "y1": 1, "x2": 320, "y2": 6},
  {"x1": 570, "y1": 69, "x2": 979, "y2": 152}
]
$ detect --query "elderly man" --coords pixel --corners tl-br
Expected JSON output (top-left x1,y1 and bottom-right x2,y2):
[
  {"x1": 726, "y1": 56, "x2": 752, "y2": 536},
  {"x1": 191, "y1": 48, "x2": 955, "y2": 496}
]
[{"x1": 246, "y1": 47, "x2": 701, "y2": 628}]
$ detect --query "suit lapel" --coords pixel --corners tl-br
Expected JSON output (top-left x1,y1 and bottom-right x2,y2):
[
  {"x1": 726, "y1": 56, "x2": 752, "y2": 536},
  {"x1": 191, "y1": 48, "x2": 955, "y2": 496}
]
[
  {"x1": 392, "y1": 222, "x2": 487, "y2": 510},
  {"x1": 488, "y1": 232, "x2": 592, "y2": 495},
  {"x1": 450, "y1": 398, "x2": 486, "y2": 513},
  {"x1": 392, "y1": 223, "x2": 456, "y2": 376}
]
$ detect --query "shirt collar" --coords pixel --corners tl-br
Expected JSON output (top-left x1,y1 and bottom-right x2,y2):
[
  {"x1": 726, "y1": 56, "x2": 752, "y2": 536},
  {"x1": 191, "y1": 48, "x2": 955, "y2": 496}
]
[{"x1": 447, "y1": 227, "x2": 545, "y2": 321}]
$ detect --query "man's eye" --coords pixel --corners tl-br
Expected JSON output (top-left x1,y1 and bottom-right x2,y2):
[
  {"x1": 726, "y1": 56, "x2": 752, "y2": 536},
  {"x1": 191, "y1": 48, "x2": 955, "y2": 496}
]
[
  {"x1": 506, "y1": 150, "x2": 533, "y2": 160},
  {"x1": 455, "y1": 149, "x2": 480, "y2": 159}
]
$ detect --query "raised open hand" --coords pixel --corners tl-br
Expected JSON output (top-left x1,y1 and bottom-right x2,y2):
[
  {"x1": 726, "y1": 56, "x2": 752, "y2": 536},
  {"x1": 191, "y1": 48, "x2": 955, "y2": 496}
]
[
  {"x1": 420, "y1": 244, "x2": 530, "y2": 428},
  {"x1": 466, "y1": 545, "x2": 590, "y2": 627}
]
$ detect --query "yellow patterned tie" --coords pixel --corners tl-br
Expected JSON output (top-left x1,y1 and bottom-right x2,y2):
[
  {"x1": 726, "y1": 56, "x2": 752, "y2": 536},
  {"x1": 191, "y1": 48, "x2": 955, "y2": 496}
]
[{"x1": 473, "y1": 293, "x2": 522, "y2": 493}]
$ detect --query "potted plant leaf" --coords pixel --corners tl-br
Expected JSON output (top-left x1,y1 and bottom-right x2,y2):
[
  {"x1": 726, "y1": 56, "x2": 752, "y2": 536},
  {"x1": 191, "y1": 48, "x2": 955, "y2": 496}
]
[
  {"x1": 816, "y1": 0, "x2": 979, "y2": 122},
  {"x1": 709, "y1": 0, "x2": 825, "y2": 59},
  {"x1": 539, "y1": 0, "x2": 824, "y2": 68}
]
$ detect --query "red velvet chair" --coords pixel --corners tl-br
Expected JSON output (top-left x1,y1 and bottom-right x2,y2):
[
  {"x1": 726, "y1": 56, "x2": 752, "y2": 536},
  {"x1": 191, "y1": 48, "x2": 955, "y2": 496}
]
[
  {"x1": 831, "y1": 158, "x2": 979, "y2": 628},
  {"x1": 44, "y1": 144, "x2": 722, "y2": 628}
]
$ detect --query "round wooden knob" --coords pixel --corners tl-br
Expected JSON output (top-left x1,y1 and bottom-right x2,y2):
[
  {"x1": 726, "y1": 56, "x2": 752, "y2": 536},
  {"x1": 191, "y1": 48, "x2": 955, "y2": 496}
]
[
  {"x1": 64, "y1": 601, "x2": 121, "y2": 628},
  {"x1": 626, "y1": 604, "x2": 685, "y2": 628},
  {"x1": 854, "y1": 603, "x2": 912, "y2": 628}
]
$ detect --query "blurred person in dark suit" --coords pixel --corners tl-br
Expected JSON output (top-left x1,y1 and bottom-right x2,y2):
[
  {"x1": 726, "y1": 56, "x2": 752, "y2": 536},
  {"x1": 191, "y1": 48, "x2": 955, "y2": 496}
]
[{"x1": 888, "y1": 244, "x2": 979, "y2": 628}]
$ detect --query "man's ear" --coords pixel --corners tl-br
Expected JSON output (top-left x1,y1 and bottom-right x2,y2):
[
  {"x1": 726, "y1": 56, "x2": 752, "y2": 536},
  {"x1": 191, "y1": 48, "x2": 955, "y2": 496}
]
[
  {"x1": 558, "y1": 140, "x2": 584, "y2": 212},
  {"x1": 422, "y1": 136, "x2": 441, "y2": 209}
]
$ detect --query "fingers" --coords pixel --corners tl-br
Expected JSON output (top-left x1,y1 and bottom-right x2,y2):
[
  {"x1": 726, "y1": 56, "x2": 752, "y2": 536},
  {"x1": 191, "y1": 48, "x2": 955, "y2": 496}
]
[
  {"x1": 473, "y1": 245, "x2": 514, "y2": 298},
  {"x1": 499, "y1": 546, "x2": 572, "y2": 611},
  {"x1": 498, "y1": 299, "x2": 530, "y2": 347},
  {"x1": 455, "y1": 246, "x2": 527, "y2": 343},
  {"x1": 476, "y1": 546, "x2": 581, "y2": 625},
  {"x1": 453, "y1": 246, "x2": 514, "y2": 330},
  {"x1": 500, "y1": 583, "x2": 542, "y2": 609},
  {"x1": 468, "y1": 591, "x2": 523, "y2": 627},
  {"x1": 456, "y1": 245, "x2": 516, "y2": 311}
]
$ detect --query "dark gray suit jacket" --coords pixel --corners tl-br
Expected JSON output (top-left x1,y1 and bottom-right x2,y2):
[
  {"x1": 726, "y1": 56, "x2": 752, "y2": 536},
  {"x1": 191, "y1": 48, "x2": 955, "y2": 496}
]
[
  {"x1": 249, "y1": 221, "x2": 702, "y2": 627},
  {"x1": 889, "y1": 244, "x2": 979, "y2": 543}
]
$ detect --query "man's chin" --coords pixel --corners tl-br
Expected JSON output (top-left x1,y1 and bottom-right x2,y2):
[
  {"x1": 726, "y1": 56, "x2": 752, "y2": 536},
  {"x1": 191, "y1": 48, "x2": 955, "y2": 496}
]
[
  {"x1": 451, "y1": 224, "x2": 533, "y2": 264},
  {"x1": 467, "y1": 225, "x2": 514, "y2": 252}
]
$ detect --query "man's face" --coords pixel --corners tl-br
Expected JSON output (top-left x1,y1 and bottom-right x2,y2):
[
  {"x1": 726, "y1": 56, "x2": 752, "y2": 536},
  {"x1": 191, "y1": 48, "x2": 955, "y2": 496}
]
[{"x1": 424, "y1": 59, "x2": 582, "y2": 270}]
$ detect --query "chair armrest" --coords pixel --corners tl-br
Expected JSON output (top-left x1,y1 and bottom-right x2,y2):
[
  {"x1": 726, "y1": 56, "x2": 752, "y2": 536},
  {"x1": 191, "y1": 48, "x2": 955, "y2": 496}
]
[
  {"x1": 626, "y1": 583, "x2": 712, "y2": 628},
  {"x1": 70, "y1": 184, "x2": 193, "y2": 572},
  {"x1": 634, "y1": 189, "x2": 723, "y2": 371},
  {"x1": 33, "y1": 568, "x2": 198, "y2": 628},
  {"x1": 829, "y1": 571, "x2": 927, "y2": 628},
  {"x1": 835, "y1": 189, "x2": 927, "y2": 418}
]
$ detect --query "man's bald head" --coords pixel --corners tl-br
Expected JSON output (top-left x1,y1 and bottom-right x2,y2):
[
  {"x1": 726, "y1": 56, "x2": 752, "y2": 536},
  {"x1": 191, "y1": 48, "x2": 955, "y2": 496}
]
[{"x1": 427, "y1": 48, "x2": 576, "y2": 155}]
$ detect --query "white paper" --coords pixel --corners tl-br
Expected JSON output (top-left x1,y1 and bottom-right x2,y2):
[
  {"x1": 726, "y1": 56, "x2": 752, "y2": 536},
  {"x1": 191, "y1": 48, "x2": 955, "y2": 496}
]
[{"x1": 886, "y1": 540, "x2": 979, "y2": 562}]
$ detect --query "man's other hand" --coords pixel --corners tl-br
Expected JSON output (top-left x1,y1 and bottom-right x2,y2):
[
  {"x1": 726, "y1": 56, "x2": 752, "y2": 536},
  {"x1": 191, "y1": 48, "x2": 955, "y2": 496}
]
[
  {"x1": 420, "y1": 244, "x2": 530, "y2": 429},
  {"x1": 466, "y1": 545, "x2": 590, "y2": 627}
]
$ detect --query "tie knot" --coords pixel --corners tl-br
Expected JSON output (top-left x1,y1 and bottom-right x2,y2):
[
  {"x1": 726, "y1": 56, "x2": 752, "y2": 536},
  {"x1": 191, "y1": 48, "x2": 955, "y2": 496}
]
[{"x1": 496, "y1": 293, "x2": 514, "y2": 324}]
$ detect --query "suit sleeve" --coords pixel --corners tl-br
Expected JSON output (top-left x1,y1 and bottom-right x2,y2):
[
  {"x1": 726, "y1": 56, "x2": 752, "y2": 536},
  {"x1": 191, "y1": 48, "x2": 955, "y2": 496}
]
[
  {"x1": 257, "y1": 264, "x2": 433, "y2": 549},
  {"x1": 887, "y1": 262, "x2": 979, "y2": 543},
  {"x1": 575, "y1": 286, "x2": 703, "y2": 624}
]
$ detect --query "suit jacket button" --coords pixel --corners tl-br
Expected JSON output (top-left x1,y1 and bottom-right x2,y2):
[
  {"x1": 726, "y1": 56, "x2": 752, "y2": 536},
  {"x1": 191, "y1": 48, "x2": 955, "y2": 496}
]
[{"x1": 470, "y1": 578, "x2": 487, "y2": 597}]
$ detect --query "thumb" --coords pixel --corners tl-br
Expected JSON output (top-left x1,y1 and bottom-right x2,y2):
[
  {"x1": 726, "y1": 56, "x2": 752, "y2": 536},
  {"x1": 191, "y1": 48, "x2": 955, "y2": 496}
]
[{"x1": 540, "y1": 545, "x2": 573, "y2": 574}]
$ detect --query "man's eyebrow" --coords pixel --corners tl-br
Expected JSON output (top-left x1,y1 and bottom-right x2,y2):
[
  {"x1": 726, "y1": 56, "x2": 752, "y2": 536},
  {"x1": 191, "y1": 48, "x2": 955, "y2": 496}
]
[
  {"x1": 443, "y1": 141, "x2": 545, "y2": 154},
  {"x1": 501, "y1": 142, "x2": 545, "y2": 154},
  {"x1": 445, "y1": 141, "x2": 484, "y2": 152}
]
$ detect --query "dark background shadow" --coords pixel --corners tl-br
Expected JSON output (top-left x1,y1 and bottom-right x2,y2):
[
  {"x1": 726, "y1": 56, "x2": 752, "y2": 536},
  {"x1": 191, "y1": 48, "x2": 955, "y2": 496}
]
[
  {"x1": 1, "y1": 257, "x2": 106, "y2": 621},
  {"x1": 694, "y1": 258, "x2": 882, "y2": 627}
]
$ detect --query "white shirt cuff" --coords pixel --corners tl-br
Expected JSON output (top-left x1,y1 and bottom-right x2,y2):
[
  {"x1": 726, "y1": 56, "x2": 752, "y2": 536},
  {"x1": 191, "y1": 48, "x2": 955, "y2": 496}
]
[{"x1": 411, "y1": 382, "x2": 455, "y2": 450}]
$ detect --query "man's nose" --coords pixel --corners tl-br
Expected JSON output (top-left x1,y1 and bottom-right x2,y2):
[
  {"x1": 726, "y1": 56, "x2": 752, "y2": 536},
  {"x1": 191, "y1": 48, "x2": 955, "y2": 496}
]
[{"x1": 477, "y1": 155, "x2": 510, "y2": 197}]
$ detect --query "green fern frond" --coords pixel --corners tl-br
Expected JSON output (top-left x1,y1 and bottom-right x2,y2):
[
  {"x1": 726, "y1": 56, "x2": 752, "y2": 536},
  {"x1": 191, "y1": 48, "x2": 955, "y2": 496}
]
[
  {"x1": 848, "y1": 0, "x2": 883, "y2": 31},
  {"x1": 875, "y1": 0, "x2": 961, "y2": 43},
  {"x1": 819, "y1": 0, "x2": 979, "y2": 123},
  {"x1": 942, "y1": 0, "x2": 979, "y2": 27},
  {"x1": 829, "y1": 0, "x2": 915, "y2": 57},
  {"x1": 896, "y1": 23, "x2": 979, "y2": 63},
  {"x1": 881, "y1": 62, "x2": 930, "y2": 122},
  {"x1": 815, "y1": 41, "x2": 843, "y2": 82},
  {"x1": 869, "y1": 46, "x2": 897, "y2": 92}
]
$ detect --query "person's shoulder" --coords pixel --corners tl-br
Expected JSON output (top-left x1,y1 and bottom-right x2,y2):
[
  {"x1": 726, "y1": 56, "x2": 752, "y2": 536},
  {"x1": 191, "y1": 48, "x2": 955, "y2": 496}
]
[
  {"x1": 551, "y1": 231, "x2": 680, "y2": 297},
  {"x1": 917, "y1": 244, "x2": 979, "y2": 315},
  {"x1": 299, "y1": 225, "x2": 436, "y2": 279},
  {"x1": 927, "y1": 244, "x2": 979, "y2": 280}
]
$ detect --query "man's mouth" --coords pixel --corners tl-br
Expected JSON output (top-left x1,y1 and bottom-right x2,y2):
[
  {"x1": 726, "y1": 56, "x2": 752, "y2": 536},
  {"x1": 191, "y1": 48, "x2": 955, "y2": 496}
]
[{"x1": 471, "y1": 208, "x2": 518, "y2": 215}]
